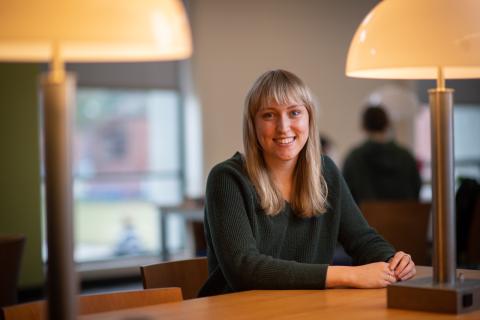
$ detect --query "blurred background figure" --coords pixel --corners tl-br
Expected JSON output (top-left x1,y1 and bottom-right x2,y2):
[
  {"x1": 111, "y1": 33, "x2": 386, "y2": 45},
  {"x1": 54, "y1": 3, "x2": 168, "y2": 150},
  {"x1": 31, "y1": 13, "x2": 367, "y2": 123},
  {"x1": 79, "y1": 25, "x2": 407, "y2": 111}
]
[
  {"x1": 342, "y1": 104, "x2": 421, "y2": 205},
  {"x1": 320, "y1": 134, "x2": 332, "y2": 155},
  {"x1": 114, "y1": 217, "x2": 144, "y2": 256},
  {"x1": 320, "y1": 133, "x2": 339, "y2": 165}
]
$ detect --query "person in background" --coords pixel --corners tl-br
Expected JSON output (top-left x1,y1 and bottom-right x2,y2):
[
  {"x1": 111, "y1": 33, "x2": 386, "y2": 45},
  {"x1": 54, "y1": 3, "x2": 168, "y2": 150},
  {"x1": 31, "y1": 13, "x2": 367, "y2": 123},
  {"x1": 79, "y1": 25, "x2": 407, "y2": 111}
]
[
  {"x1": 198, "y1": 70, "x2": 415, "y2": 297},
  {"x1": 342, "y1": 105, "x2": 421, "y2": 205},
  {"x1": 114, "y1": 217, "x2": 143, "y2": 256},
  {"x1": 320, "y1": 134, "x2": 332, "y2": 156}
]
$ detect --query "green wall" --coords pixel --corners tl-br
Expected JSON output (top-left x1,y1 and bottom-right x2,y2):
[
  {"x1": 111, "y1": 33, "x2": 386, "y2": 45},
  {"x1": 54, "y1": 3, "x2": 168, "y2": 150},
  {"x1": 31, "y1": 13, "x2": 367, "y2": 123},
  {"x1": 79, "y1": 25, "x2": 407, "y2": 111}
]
[{"x1": 0, "y1": 63, "x2": 44, "y2": 288}]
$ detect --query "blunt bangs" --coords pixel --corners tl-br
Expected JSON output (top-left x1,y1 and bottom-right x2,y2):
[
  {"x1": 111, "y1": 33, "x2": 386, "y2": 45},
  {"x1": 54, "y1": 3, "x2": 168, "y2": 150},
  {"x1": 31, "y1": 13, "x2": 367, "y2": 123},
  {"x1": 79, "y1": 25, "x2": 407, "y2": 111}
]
[{"x1": 248, "y1": 70, "x2": 312, "y2": 118}]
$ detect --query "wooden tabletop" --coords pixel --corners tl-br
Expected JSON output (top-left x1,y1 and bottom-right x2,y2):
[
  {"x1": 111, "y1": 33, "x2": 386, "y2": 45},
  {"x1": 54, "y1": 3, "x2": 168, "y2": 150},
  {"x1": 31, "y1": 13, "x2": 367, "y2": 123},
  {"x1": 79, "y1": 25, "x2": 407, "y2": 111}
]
[{"x1": 80, "y1": 266, "x2": 480, "y2": 320}]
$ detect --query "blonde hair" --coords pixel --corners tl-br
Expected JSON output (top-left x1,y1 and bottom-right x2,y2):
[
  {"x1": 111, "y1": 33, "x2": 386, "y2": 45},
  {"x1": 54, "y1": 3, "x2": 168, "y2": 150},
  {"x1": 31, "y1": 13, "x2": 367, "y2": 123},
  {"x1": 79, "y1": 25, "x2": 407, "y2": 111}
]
[{"x1": 243, "y1": 69, "x2": 328, "y2": 217}]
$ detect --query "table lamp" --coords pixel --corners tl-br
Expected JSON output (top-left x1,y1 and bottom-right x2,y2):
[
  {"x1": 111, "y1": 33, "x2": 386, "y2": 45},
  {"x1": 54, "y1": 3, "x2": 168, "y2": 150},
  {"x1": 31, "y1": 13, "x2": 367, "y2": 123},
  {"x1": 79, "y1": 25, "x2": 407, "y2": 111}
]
[
  {"x1": 0, "y1": 1, "x2": 192, "y2": 319},
  {"x1": 346, "y1": 0, "x2": 480, "y2": 314}
]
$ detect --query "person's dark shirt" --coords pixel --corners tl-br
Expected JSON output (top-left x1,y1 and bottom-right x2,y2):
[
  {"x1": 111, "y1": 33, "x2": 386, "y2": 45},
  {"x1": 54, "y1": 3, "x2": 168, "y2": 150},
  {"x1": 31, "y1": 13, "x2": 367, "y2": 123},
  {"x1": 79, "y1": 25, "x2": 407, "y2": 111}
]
[{"x1": 342, "y1": 140, "x2": 421, "y2": 204}]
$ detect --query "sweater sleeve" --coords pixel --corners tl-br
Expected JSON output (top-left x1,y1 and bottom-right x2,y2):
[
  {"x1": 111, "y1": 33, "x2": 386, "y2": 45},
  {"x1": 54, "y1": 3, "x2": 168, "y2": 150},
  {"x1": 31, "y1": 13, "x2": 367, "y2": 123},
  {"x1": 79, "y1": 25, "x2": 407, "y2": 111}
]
[
  {"x1": 324, "y1": 157, "x2": 396, "y2": 264},
  {"x1": 205, "y1": 163, "x2": 328, "y2": 291}
]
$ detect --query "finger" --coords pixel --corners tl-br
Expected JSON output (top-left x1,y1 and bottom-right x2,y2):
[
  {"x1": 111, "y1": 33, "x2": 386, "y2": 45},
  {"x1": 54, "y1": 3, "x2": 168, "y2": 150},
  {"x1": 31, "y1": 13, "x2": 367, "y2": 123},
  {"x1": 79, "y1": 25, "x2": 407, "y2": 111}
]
[
  {"x1": 399, "y1": 263, "x2": 416, "y2": 281},
  {"x1": 398, "y1": 263, "x2": 416, "y2": 280},
  {"x1": 389, "y1": 251, "x2": 404, "y2": 270},
  {"x1": 389, "y1": 274, "x2": 397, "y2": 284},
  {"x1": 381, "y1": 280, "x2": 390, "y2": 287},
  {"x1": 397, "y1": 259, "x2": 412, "y2": 278},
  {"x1": 379, "y1": 278, "x2": 393, "y2": 287},
  {"x1": 397, "y1": 265, "x2": 411, "y2": 279},
  {"x1": 384, "y1": 272, "x2": 397, "y2": 284},
  {"x1": 388, "y1": 251, "x2": 405, "y2": 271},
  {"x1": 400, "y1": 269, "x2": 415, "y2": 281},
  {"x1": 396, "y1": 254, "x2": 413, "y2": 277},
  {"x1": 394, "y1": 254, "x2": 411, "y2": 277},
  {"x1": 384, "y1": 266, "x2": 395, "y2": 279}
]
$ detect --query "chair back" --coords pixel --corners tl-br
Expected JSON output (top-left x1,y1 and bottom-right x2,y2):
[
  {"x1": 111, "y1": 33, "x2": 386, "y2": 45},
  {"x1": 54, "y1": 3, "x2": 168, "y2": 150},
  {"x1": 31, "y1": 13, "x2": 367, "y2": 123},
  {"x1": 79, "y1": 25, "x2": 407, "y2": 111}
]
[
  {"x1": 1, "y1": 287, "x2": 181, "y2": 320},
  {"x1": 141, "y1": 257, "x2": 208, "y2": 299},
  {"x1": 467, "y1": 196, "x2": 480, "y2": 266},
  {"x1": 0, "y1": 234, "x2": 26, "y2": 307},
  {"x1": 359, "y1": 201, "x2": 431, "y2": 265}
]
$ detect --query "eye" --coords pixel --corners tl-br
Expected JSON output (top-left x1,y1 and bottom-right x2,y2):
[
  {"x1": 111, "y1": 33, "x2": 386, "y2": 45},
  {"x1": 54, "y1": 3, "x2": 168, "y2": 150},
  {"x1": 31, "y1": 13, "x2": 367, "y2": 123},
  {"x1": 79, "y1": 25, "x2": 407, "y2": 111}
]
[
  {"x1": 261, "y1": 112, "x2": 274, "y2": 120},
  {"x1": 290, "y1": 109, "x2": 302, "y2": 117}
]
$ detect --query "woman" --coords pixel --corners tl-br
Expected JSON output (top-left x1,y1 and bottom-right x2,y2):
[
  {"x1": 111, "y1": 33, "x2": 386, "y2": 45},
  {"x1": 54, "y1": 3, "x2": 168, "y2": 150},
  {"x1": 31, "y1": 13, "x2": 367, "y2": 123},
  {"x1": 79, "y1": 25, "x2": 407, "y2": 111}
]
[{"x1": 198, "y1": 70, "x2": 416, "y2": 297}]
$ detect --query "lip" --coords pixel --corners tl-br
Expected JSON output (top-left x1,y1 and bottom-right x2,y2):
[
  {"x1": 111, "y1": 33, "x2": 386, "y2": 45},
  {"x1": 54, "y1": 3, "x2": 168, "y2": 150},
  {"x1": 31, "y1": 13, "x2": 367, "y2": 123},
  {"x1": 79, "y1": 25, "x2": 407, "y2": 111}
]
[{"x1": 273, "y1": 136, "x2": 296, "y2": 145}]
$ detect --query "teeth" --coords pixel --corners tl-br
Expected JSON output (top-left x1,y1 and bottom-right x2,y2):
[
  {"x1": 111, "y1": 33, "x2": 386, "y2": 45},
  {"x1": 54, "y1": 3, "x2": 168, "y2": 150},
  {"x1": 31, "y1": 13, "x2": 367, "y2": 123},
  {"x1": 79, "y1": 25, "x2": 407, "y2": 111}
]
[{"x1": 276, "y1": 137, "x2": 295, "y2": 144}]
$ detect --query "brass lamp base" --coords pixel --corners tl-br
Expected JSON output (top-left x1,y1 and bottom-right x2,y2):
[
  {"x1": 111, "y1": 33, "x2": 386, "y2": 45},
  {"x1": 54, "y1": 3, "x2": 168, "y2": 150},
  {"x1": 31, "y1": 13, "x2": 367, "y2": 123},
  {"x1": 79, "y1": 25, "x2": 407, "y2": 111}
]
[{"x1": 387, "y1": 276, "x2": 480, "y2": 314}]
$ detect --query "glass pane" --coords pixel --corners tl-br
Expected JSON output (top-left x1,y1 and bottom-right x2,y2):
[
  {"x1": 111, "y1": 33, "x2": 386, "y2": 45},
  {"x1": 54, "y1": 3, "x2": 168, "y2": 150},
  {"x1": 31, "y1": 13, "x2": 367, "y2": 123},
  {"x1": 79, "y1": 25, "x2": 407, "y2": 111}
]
[
  {"x1": 74, "y1": 200, "x2": 159, "y2": 262},
  {"x1": 73, "y1": 88, "x2": 183, "y2": 263},
  {"x1": 75, "y1": 88, "x2": 181, "y2": 175},
  {"x1": 454, "y1": 105, "x2": 480, "y2": 180},
  {"x1": 414, "y1": 104, "x2": 480, "y2": 201}
]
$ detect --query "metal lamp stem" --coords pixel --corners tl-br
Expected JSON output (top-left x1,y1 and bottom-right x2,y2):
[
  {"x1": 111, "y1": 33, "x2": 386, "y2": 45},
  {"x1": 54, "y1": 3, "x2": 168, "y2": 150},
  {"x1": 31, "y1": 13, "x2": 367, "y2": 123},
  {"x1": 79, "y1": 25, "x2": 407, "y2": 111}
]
[
  {"x1": 429, "y1": 76, "x2": 456, "y2": 286},
  {"x1": 41, "y1": 59, "x2": 78, "y2": 320}
]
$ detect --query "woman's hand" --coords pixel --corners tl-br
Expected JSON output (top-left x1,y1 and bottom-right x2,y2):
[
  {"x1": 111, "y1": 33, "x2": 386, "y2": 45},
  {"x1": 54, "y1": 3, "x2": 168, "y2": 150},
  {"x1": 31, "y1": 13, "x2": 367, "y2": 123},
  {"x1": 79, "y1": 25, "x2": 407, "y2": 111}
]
[
  {"x1": 351, "y1": 262, "x2": 397, "y2": 288},
  {"x1": 388, "y1": 251, "x2": 416, "y2": 281},
  {"x1": 326, "y1": 262, "x2": 396, "y2": 289}
]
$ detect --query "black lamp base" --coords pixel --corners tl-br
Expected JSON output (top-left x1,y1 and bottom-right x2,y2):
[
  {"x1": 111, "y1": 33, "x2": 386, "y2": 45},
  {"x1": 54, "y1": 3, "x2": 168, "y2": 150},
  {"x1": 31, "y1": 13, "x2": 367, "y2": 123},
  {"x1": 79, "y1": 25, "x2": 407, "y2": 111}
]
[{"x1": 387, "y1": 276, "x2": 480, "y2": 314}]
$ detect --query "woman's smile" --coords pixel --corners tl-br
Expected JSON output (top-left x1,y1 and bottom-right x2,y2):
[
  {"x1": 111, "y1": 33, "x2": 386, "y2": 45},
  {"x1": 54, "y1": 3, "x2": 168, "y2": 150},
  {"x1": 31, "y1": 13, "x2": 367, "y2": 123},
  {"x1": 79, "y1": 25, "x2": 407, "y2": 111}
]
[{"x1": 273, "y1": 136, "x2": 296, "y2": 145}]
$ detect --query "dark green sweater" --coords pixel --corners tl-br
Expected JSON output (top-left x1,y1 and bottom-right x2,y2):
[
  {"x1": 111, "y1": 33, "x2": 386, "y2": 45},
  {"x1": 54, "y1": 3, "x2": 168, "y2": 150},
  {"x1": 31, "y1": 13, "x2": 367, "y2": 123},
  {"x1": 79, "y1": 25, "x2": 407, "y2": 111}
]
[{"x1": 198, "y1": 153, "x2": 395, "y2": 297}]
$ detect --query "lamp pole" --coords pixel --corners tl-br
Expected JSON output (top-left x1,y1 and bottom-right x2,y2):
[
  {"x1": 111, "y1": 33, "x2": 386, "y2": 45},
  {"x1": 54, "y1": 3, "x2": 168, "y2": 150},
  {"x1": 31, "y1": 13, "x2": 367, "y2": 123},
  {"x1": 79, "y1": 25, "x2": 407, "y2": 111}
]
[
  {"x1": 429, "y1": 67, "x2": 456, "y2": 286},
  {"x1": 42, "y1": 44, "x2": 78, "y2": 320}
]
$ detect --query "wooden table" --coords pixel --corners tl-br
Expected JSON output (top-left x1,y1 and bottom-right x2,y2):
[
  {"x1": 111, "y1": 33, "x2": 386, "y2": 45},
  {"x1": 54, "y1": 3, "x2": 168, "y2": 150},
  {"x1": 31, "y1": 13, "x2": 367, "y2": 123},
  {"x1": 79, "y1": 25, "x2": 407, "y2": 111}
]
[{"x1": 80, "y1": 266, "x2": 480, "y2": 319}]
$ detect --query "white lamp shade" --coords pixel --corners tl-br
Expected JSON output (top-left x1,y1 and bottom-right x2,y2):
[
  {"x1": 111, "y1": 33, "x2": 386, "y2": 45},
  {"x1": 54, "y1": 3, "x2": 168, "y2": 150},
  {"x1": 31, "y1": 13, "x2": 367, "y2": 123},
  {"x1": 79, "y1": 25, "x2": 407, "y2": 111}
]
[
  {"x1": 0, "y1": 0, "x2": 192, "y2": 62},
  {"x1": 346, "y1": 0, "x2": 480, "y2": 79}
]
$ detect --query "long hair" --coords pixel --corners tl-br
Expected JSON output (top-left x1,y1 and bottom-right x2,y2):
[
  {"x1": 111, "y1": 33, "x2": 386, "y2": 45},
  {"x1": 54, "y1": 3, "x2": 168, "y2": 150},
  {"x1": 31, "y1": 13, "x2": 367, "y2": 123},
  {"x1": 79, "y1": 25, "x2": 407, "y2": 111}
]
[{"x1": 243, "y1": 69, "x2": 328, "y2": 217}]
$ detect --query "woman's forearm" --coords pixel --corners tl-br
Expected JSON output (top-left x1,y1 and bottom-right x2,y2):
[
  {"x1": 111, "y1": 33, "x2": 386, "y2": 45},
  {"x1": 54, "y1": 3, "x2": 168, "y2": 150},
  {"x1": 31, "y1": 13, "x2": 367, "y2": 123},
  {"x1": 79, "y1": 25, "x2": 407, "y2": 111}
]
[{"x1": 325, "y1": 266, "x2": 354, "y2": 288}]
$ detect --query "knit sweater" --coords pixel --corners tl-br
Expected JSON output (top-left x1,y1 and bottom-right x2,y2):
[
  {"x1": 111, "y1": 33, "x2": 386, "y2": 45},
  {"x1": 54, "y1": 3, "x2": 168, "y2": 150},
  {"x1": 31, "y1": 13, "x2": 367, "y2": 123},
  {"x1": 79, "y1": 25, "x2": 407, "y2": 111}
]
[{"x1": 198, "y1": 152, "x2": 395, "y2": 297}]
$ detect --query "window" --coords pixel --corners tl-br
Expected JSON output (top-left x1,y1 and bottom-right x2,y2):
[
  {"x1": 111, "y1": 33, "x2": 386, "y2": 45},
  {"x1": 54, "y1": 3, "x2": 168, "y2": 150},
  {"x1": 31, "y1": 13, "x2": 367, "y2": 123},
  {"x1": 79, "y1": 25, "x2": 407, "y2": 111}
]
[
  {"x1": 73, "y1": 88, "x2": 184, "y2": 262},
  {"x1": 414, "y1": 104, "x2": 480, "y2": 201}
]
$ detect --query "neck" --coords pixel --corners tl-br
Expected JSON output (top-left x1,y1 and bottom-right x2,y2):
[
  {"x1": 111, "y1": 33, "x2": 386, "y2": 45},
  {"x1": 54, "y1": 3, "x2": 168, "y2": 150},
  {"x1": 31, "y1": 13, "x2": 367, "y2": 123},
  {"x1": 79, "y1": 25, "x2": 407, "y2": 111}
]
[
  {"x1": 367, "y1": 131, "x2": 390, "y2": 143},
  {"x1": 265, "y1": 157, "x2": 296, "y2": 178},
  {"x1": 264, "y1": 157, "x2": 297, "y2": 201}
]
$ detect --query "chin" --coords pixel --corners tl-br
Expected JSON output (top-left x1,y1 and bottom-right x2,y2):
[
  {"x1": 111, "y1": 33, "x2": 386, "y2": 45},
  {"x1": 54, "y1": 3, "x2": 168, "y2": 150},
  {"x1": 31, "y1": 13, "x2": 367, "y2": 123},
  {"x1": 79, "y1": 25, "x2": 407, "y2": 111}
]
[{"x1": 275, "y1": 153, "x2": 299, "y2": 162}]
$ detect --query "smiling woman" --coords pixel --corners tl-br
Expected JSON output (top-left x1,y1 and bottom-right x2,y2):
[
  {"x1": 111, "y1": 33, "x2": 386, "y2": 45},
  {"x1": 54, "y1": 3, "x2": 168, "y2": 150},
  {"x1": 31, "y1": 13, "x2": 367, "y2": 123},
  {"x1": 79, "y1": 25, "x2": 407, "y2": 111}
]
[
  {"x1": 198, "y1": 69, "x2": 416, "y2": 298},
  {"x1": 243, "y1": 70, "x2": 326, "y2": 217}
]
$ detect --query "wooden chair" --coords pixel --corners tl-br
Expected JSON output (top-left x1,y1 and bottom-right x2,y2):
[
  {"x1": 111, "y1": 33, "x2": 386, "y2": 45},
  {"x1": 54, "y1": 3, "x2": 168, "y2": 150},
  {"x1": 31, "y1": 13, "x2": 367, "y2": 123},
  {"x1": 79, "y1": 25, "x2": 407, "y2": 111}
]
[
  {"x1": 0, "y1": 234, "x2": 25, "y2": 307},
  {"x1": 1, "y1": 287, "x2": 181, "y2": 320},
  {"x1": 467, "y1": 196, "x2": 480, "y2": 266},
  {"x1": 141, "y1": 257, "x2": 208, "y2": 299},
  {"x1": 359, "y1": 201, "x2": 431, "y2": 265}
]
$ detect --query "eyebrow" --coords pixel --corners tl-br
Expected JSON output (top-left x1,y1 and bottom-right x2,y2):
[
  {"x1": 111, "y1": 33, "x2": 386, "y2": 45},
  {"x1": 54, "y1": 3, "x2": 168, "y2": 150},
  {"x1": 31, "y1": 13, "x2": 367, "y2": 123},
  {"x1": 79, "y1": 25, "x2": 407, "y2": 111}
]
[
  {"x1": 260, "y1": 104, "x2": 304, "y2": 111},
  {"x1": 287, "y1": 104, "x2": 304, "y2": 109}
]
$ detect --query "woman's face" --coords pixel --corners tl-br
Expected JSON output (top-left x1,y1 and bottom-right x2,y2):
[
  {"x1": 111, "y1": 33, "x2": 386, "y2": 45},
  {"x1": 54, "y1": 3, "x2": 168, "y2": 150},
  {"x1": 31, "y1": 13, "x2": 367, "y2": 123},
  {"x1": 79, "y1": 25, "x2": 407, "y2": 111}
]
[{"x1": 254, "y1": 101, "x2": 309, "y2": 167}]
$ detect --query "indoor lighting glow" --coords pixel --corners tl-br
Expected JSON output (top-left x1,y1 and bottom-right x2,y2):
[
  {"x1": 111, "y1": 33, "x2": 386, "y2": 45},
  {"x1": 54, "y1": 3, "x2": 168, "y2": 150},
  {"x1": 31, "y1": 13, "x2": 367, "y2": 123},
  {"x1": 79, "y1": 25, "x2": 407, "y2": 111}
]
[
  {"x1": 0, "y1": 0, "x2": 192, "y2": 62},
  {"x1": 346, "y1": 0, "x2": 480, "y2": 79}
]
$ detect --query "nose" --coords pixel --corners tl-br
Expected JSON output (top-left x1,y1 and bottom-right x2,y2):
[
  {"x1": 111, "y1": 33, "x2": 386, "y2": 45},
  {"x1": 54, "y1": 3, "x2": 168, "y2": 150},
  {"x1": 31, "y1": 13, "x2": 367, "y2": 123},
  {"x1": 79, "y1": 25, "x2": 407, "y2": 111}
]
[{"x1": 276, "y1": 113, "x2": 290, "y2": 133}]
